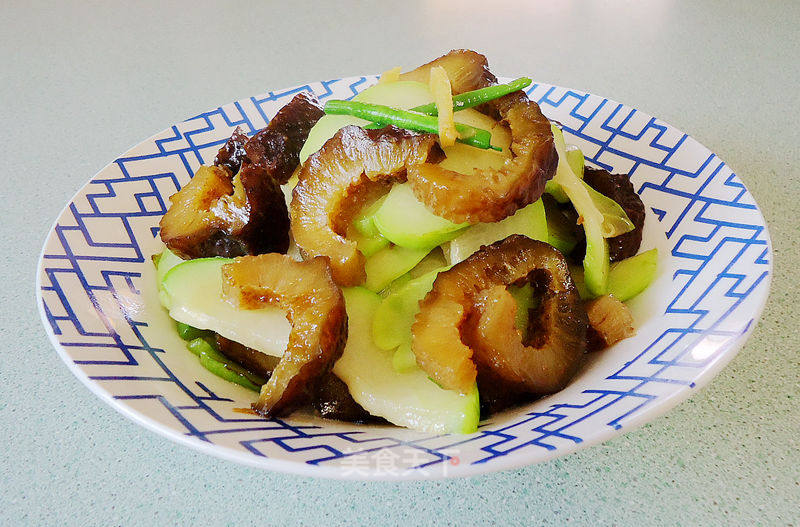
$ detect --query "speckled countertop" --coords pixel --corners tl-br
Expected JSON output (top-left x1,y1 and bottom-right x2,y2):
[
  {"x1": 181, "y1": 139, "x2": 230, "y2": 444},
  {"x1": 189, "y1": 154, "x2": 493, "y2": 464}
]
[{"x1": 2, "y1": 1, "x2": 797, "y2": 525}]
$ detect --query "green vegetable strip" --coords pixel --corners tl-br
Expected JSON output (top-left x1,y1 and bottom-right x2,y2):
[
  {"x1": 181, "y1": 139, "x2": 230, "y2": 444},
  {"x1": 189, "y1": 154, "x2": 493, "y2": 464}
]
[
  {"x1": 548, "y1": 125, "x2": 609, "y2": 295},
  {"x1": 198, "y1": 352, "x2": 262, "y2": 392},
  {"x1": 324, "y1": 100, "x2": 500, "y2": 151},
  {"x1": 176, "y1": 321, "x2": 207, "y2": 341},
  {"x1": 411, "y1": 77, "x2": 532, "y2": 115},
  {"x1": 186, "y1": 337, "x2": 210, "y2": 356},
  {"x1": 186, "y1": 337, "x2": 264, "y2": 392}
]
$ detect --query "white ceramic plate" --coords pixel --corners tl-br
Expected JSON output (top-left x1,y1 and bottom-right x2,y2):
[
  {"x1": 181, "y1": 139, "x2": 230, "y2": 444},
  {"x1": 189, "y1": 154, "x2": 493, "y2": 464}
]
[{"x1": 37, "y1": 76, "x2": 772, "y2": 480}]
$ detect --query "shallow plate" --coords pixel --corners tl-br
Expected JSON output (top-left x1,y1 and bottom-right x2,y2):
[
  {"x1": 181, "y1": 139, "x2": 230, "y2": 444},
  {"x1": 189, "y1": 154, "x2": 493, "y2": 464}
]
[{"x1": 37, "y1": 76, "x2": 772, "y2": 480}]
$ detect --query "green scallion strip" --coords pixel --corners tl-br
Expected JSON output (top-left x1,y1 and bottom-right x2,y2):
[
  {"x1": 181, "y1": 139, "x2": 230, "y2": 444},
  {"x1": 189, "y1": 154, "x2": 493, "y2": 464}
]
[
  {"x1": 324, "y1": 100, "x2": 500, "y2": 151},
  {"x1": 411, "y1": 77, "x2": 532, "y2": 115},
  {"x1": 176, "y1": 321, "x2": 207, "y2": 341},
  {"x1": 186, "y1": 337, "x2": 265, "y2": 392}
]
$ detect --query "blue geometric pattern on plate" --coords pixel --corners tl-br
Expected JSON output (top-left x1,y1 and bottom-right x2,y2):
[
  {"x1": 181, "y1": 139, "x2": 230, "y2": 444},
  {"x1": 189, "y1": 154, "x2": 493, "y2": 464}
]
[{"x1": 37, "y1": 76, "x2": 771, "y2": 479}]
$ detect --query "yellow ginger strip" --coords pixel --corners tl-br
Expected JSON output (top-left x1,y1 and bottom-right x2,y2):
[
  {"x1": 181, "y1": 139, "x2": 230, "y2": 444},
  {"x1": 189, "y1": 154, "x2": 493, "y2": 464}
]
[
  {"x1": 429, "y1": 66, "x2": 459, "y2": 147},
  {"x1": 379, "y1": 66, "x2": 401, "y2": 84}
]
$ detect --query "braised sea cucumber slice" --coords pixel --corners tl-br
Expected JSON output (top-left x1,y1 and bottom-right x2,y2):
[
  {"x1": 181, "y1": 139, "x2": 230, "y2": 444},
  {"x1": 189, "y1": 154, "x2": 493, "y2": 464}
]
[
  {"x1": 214, "y1": 333, "x2": 278, "y2": 380},
  {"x1": 313, "y1": 372, "x2": 380, "y2": 424},
  {"x1": 221, "y1": 254, "x2": 347, "y2": 417},
  {"x1": 158, "y1": 162, "x2": 290, "y2": 258},
  {"x1": 411, "y1": 235, "x2": 587, "y2": 395},
  {"x1": 160, "y1": 93, "x2": 323, "y2": 259},
  {"x1": 216, "y1": 333, "x2": 374, "y2": 423},
  {"x1": 399, "y1": 49, "x2": 497, "y2": 100},
  {"x1": 290, "y1": 125, "x2": 443, "y2": 285},
  {"x1": 243, "y1": 92, "x2": 325, "y2": 184},
  {"x1": 400, "y1": 50, "x2": 558, "y2": 223},
  {"x1": 214, "y1": 93, "x2": 324, "y2": 182},
  {"x1": 214, "y1": 127, "x2": 249, "y2": 176},
  {"x1": 583, "y1": 167, "x2": 645, "y2": 261}
]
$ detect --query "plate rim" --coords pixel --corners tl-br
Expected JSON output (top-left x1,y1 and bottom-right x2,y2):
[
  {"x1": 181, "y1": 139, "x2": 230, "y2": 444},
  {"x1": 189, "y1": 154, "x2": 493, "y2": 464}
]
[{"x1": 36, "y1": 76, "x2": 774, "y2": 480}]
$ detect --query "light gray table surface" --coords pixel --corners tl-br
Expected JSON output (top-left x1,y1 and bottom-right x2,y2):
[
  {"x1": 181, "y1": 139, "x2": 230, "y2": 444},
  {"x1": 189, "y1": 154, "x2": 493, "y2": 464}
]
[{"x1": 2, "y1": 1, "x2": 797, "y2": 525}]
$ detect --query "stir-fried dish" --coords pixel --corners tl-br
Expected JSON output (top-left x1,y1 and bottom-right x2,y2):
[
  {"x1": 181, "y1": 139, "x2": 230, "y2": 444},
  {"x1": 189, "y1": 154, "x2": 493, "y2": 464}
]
[{"x1": 154, "y1": 50, "x2": 658, "y2": 433}]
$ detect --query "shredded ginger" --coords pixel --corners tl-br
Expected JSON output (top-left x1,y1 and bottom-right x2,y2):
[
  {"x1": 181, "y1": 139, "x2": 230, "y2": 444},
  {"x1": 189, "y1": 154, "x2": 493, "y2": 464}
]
[{"x1": 429, "y1": 66, "x2": 459, "y2": 147}]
